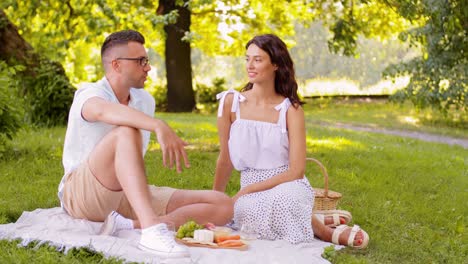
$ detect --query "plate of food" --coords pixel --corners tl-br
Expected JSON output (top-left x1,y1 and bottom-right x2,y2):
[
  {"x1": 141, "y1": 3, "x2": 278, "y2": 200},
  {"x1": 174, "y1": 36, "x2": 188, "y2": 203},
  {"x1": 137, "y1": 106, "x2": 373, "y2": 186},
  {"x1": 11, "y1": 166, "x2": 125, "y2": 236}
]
[{"x1": 175, "y1": 221, "x2": 248, "y2": 251}]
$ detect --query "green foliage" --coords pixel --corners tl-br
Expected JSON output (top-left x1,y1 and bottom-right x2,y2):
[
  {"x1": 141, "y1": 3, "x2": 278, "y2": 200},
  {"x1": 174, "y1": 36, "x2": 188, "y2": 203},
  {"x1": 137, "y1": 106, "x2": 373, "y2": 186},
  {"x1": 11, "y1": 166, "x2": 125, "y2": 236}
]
[
  {"x1": 388, "y1": 57, "x2": 467, "y2": 114},
  {"x1": 328, "y1": 18, "x2": 359, "y2": 57},
  {"x1": 21, "y1": 59, "x2": 75, "y2": 126},
  {"x1": 145, "y1": 79, "x2": 168, "y2": 112},
  {"x1": 0, "y1": 61, "x2": 24, "y2": 156},
  {"x1": 383, "y1": 0, "x2": 467, "y2": 113},
  {"x1": 195, "y1": 77, "x2": 226, "y2": 104},
  {"x1": 194, "y1": 77, "x2": 228, "y2": 114},
  {"x1": 1, "y1": 0, "x2": 171, "y2": 84},
  {"x1": 2, "y1": 0, "x2": 408, "y2": 83},
  {"x1": 3, "y1": 0, "x2": 465, "y2": 114},
  {"x1": 322, "y1": 245, "x2": 338, "y2": 261}
]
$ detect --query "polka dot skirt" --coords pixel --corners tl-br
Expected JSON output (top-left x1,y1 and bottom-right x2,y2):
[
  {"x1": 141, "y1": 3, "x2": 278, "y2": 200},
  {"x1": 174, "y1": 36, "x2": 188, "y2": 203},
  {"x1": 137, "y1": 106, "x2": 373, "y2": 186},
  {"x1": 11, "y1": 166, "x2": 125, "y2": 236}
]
[{"x1": 234, "y1": 165, "x2": 315, "y2": 244}]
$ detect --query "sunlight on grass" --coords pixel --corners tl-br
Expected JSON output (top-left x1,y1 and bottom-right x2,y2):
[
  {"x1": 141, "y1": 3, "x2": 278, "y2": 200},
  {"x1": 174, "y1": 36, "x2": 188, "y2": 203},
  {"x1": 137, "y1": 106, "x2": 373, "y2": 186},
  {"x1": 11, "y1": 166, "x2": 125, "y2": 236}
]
[
  {"x1": 399, "y1": 115, "x2": 420, "y2": 126},
  {"x1": 148, "y1": 142, "x2": 161, "y2": 151},
  {"x1": 305, "y1": 99, "x2": 467, "y2": 138},
  {"x1": 191, "y1": 122, "x2": 218, "y2": 133},
  {"x1": 307, "y1": 137, "x2": 364, "y2": 150},
  {"x1": 299, "y1": 76, "x2": 410, "y2": 96},
  {"x1": 148, "y1": 119, "x2": 220, "y2": 152}
]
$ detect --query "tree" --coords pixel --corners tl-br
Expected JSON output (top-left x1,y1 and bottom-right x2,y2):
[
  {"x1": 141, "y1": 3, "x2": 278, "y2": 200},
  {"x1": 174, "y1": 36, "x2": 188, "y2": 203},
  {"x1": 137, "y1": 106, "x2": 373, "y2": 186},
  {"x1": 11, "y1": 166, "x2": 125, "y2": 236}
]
[
  {"x1": 382, "y1": 0, "x2": 467, "y2": 113},
  {"x1": 1, "y1": 0, "x2": 415, "y2": 112},
  {"x1": 298, "y1": 0, "x2": 466, "y2": 113},
  {"x1": 0, "y1": 9, "x2": 74, "y2": 126},
  {"x1": 158, "y1": 0, "x2": 195, "y2": 112}
]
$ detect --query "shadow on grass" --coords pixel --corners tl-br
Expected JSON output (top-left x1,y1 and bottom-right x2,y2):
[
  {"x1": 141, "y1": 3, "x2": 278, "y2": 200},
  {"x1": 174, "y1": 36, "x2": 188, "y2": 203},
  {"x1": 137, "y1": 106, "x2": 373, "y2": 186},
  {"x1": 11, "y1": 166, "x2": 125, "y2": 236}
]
[
  {"x1": 0, "y1": 210, "x2": 23, "y2": 224},
  {"x1": 0, "y1": 239, "x2": 127, "y2": 264}
]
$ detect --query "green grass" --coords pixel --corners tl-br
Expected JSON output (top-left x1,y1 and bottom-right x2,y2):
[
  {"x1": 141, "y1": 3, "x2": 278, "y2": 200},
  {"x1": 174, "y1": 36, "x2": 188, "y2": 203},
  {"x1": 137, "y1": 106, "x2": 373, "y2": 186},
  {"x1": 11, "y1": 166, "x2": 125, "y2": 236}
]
[
  {"x1": 0, "y1": 100, "x2": 466, "y2": 263},
  {"x1": 304, "y1": 98, "x2": 467, "y2": 138},
  {"x1": 299, "y1": 76, "x2": 410, "y2": 97}
]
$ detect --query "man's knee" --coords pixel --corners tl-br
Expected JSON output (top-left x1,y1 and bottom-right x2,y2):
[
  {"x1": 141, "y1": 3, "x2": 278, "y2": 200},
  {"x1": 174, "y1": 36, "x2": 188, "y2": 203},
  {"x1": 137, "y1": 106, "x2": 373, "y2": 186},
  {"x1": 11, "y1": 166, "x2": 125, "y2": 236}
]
[
  {"x1": 111, "y1": 126, "x2": 142, "y2": 143},
  {"x1": 212, "y1": 191, "x2": 234, "y2": 220}
]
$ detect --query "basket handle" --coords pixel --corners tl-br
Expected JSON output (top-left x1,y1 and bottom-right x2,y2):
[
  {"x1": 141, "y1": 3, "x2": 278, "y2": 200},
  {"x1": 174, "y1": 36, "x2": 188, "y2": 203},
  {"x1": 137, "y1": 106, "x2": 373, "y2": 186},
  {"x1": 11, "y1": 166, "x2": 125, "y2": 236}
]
[{"x1": 306, "y1": 158, "x2": 329, "y2": 197}]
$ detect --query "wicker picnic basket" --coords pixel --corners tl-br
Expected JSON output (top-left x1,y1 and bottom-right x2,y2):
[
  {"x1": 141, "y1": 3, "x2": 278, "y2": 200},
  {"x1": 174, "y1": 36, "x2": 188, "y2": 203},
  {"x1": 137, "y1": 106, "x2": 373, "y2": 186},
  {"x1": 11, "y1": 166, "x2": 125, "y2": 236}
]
[{"x1": 307, "y1": 157, "x2": 342, "y2": 211}]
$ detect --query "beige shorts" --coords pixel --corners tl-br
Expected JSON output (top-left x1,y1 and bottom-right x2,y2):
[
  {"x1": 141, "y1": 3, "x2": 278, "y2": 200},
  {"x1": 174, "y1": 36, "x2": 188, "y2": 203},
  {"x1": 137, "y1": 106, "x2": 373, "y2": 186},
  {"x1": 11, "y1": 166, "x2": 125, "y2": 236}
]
[{"x1": 61, "y1": 161, "x2": 176, "y2": 222}]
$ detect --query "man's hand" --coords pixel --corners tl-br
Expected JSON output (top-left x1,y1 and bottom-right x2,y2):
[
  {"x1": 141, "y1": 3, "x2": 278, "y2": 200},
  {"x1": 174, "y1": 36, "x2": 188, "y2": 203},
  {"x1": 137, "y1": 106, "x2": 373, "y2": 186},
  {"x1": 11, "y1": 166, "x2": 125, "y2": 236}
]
[{"x1": 154, "y1": 121, "x2": 190, "y2": 173}]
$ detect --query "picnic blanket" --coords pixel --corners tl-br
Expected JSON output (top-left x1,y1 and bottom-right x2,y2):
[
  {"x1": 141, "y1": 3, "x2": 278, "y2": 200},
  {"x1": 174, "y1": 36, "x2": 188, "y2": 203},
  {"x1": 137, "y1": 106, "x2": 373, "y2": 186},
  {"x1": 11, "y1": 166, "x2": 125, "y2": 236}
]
[{"x1": 0, "y1": 207, "x2": 338, "y2": 263}]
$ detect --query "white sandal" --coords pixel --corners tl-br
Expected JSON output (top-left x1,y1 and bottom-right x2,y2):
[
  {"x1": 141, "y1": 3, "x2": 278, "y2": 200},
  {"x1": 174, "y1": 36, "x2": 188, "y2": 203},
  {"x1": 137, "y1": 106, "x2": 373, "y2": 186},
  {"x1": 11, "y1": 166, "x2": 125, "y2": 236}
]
[
  {"x1": 331, "y1": 224, "x2": 369, "y2": 249},
  {"x1": 314, "y1": 210, "x2": 352, "y2": 227}
]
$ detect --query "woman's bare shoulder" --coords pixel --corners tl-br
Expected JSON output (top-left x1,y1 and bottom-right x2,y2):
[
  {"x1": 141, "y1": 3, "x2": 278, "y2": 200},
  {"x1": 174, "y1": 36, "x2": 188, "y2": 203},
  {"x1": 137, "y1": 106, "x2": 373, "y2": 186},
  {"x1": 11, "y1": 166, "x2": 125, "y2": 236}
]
[
  {"x1": 222, "y1": 92, "x2": 235, "y2": 108},
  {"x1": 287, "y1": 104, "x2": 304, "y2": 115}
]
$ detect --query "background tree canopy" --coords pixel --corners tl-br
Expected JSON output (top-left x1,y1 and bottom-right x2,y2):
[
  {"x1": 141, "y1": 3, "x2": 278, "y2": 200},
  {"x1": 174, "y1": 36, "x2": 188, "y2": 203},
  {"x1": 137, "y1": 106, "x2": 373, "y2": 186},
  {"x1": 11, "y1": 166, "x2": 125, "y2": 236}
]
[
  {"x1": 0, "y1": 0, "x2": 466, "y2": 114},
  {"x1": 383, "y1": 0, "x2": 467, "y2": 113}
]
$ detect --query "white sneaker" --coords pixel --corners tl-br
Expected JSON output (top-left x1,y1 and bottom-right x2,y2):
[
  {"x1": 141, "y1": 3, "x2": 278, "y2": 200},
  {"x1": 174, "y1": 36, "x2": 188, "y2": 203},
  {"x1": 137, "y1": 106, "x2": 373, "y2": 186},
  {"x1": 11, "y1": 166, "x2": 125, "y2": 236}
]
[
  {"x1": 138, "y1": 223, "x2": 189, "y2": 258},
  {"x1": 99, "y1": 211, "x2": 118, "y2": 236}
]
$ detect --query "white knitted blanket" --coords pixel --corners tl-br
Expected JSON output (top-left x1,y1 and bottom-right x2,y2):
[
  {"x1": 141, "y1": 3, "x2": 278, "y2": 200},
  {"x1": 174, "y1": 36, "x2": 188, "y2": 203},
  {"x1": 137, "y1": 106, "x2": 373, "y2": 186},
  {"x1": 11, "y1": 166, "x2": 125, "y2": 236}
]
[{"x1": 0, "y1": 207, "x2": 337, "y2": 264}]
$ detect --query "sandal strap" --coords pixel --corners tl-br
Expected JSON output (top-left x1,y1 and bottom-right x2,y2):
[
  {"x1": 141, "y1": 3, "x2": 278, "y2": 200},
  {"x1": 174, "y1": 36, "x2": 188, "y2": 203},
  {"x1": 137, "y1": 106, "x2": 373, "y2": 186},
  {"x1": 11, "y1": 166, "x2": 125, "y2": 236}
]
[
  {"x1": 315, "y1": 214, "x2": 325, "y2": 224},
  {"x1": 332, "y1": 224, "x2": 362, "y2": 247},
  {"x1": 332, "y1": 214, "x2": 340, "y2": 226},
  {"x1": 314, "y1": 210, "x2": 352, "y2": 224},
  {"x1": 331, "y1": 225, "x2": 347, "y2": 245},
  {"x1": 314, "y1": 213, "x2": 341, "y2": 226},
  {"x1": 347, "y1": 225, "x2": 361, "y2": 246}
]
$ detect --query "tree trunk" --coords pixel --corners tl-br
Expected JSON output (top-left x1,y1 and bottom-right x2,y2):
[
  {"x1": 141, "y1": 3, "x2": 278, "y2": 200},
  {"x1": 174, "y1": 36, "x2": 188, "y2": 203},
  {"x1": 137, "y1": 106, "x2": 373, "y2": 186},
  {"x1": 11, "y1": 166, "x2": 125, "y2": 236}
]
[
  {"x1": 158, "y1": 0, "x2": 195, "y2": 112},
  {"x1": 0, "y1": 10, "x2": 39, "y2": 71}
]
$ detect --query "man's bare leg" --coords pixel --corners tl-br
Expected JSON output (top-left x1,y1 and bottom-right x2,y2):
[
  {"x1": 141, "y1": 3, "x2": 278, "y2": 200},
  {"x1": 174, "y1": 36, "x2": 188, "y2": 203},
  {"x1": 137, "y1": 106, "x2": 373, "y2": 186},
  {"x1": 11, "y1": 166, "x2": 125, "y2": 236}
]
[
  {"x1": 104, "y1": 189, "x2": 233, "y2": 231},
  {"x1": 88, "y1": 126, "x2": 160, "y2": 228},
  {"x1": 164, "y1": 190, "x2": 233, "y2": 227}
]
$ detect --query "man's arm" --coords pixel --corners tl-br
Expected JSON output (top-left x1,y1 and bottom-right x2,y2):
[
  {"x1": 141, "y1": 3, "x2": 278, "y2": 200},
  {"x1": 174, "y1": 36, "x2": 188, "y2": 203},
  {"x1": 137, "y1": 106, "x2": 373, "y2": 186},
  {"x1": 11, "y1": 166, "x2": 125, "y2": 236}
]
[{"x1": 82, "y1": 97, "x2": 190, "y2": 172}]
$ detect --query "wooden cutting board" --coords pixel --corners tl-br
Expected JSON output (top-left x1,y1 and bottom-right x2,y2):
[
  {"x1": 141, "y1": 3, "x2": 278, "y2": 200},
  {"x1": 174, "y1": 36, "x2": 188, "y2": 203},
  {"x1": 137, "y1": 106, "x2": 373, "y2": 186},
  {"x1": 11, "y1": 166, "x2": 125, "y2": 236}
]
[{"x1": 176, "y1": 238, "x2": 248, "y2": 251}]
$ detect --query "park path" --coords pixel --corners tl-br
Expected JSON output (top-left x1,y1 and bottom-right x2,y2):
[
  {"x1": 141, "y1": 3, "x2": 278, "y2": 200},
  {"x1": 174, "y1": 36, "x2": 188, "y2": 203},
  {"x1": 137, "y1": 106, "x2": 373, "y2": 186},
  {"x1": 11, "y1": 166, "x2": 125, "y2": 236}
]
[{"x1": 316, "y1": 121, "x2": 468, "y2": 149}]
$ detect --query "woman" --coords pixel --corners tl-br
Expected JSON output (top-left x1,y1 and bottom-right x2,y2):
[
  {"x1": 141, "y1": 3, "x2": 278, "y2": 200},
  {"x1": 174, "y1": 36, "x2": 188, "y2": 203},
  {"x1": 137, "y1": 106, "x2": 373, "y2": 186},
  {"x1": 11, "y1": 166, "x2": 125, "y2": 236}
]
[{"x1": 213, "y1": 34, "x2": 368, "y2": 248}]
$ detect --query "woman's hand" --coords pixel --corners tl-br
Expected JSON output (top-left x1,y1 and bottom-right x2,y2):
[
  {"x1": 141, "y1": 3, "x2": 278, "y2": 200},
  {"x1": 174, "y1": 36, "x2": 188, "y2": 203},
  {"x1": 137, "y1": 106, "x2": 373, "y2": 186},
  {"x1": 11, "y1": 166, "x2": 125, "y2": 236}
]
[{"x1": 232, "y1": 187, "x2": 251, "y2": 203}]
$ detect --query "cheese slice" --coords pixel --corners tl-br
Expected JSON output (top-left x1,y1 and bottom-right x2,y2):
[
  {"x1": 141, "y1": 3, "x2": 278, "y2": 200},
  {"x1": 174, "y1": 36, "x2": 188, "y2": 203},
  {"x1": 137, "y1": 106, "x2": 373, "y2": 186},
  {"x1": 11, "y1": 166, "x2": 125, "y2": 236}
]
[{"x1": 193, "y1": 229, "x2": 214, "y2": 243}]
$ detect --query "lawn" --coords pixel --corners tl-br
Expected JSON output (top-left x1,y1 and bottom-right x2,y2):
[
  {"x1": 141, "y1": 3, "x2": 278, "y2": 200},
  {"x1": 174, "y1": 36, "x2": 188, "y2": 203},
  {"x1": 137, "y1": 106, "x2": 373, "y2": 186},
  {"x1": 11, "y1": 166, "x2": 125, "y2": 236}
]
[
  {"x1": 304, "y1": 98, "x2": 467, "y2": 139},
  {"x1": 0, "y1": 99, "x2": 466, "y2": 263}
]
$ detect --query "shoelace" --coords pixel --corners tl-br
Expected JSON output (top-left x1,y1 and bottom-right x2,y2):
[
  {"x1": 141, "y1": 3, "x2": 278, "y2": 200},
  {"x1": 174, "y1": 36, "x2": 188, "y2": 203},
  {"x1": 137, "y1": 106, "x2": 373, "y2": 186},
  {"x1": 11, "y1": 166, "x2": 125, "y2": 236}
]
[{"x1": 158, "y1": 226, "x2": 177, "y2": 248}]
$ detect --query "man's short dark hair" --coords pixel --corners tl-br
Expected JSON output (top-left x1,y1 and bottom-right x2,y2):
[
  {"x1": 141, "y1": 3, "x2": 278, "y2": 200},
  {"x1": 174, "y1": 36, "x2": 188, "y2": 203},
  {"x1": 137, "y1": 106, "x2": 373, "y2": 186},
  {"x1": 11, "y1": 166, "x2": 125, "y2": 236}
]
[{"x1": 101, "y1": 30, "x2": 145, "y2": 57}]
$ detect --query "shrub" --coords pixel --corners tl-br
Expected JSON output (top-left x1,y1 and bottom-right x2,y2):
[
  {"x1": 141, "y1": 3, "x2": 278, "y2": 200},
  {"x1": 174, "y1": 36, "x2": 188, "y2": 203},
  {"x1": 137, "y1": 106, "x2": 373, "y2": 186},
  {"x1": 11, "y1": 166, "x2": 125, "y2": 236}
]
[
  {"x1": 194, "y1": 77, "x2": 228, "y2": 114},
  {"x1": 145, "y1": 79, "x2": 168, "y2": 112},
  {"x1": 21, "y1": 59, "x2": 75, "y2": 126},
  {"x1": 0, "y1": 61, "x2": 24, "y2": 156},
  {"x1": 196, "y1": 77, "x2": 227, "y2": 104},
  {"x1": 147, "y1": 77, "x2": 228, "y2": 113}
]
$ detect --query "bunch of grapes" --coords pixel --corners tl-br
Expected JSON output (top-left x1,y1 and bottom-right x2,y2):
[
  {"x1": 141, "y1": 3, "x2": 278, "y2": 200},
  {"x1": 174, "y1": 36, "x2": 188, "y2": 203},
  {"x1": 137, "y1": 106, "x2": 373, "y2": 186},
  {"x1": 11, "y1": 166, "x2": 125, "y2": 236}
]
[{"x1": 176, "y1": 220, "x2": 204, "y2": 239}]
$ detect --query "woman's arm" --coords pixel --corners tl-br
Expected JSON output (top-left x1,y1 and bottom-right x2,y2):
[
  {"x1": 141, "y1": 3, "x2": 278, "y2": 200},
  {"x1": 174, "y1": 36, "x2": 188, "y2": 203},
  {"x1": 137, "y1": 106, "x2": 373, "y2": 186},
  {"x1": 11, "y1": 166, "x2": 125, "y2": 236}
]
[
  {"x1": 213, "y1": 94, "x2": 235, "y2": 192},
  {"x1": 232, "y1": 105, "x2": 306, "y2": 201}
]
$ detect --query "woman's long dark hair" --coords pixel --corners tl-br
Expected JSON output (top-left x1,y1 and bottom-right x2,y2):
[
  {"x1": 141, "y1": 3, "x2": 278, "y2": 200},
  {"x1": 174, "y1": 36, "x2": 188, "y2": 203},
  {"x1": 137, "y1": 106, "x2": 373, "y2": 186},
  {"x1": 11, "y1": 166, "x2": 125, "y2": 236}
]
[{"x1": 242, "y1": 34, "x2": 304, "y2": 107}]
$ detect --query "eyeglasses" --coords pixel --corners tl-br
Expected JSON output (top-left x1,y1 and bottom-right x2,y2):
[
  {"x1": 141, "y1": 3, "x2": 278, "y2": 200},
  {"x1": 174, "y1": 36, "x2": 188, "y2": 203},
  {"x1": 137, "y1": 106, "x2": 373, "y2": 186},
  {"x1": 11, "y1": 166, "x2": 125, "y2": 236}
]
[{"x1": 115, "y1": 57, "x2": 150, "y2": 67}]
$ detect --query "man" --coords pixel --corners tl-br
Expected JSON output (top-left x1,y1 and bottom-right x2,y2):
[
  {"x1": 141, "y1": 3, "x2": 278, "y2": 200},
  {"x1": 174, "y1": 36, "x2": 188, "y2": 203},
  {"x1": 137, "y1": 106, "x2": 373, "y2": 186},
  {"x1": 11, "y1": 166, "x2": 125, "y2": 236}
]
[{"x1": 58, "y1": 30, "x2": 233, "y2": 258}]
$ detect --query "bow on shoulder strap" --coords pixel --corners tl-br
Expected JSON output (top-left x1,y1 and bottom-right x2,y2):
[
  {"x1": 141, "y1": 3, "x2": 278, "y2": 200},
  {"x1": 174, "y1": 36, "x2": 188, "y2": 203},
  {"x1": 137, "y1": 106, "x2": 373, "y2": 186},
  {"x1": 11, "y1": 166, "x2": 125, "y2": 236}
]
[
  {"x1": 216, "y1": 89, "x2": 246, "y2": 117},
  {"x1": 274, "y1": 98, "x2": 292, "y2": 133}
]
